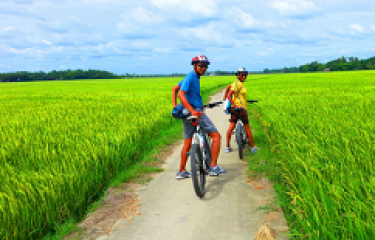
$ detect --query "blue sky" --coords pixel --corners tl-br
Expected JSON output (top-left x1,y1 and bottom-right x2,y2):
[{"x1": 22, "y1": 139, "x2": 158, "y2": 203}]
[{"x1": 1, "y1": 0, "x2": 375, "y2": 74}]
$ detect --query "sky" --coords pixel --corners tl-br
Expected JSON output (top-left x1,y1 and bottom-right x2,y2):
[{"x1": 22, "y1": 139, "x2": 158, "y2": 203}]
[{"x1": 1, "y1": 0, "x2": 375, "y2": 74}]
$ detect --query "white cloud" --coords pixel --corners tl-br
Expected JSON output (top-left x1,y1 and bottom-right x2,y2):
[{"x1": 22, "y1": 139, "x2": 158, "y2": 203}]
[
  {"x1": 126, "y1": 7, "x2": 161, "y2": 25},
  {"x1": 132, "y1": 41, "x2": 149, "y2": 48},
  {"x1": 154, "y1": 47, "x2": 171, "y2": 53},
  {"x1": 188, "y1": 1, "x2": 217, "y2": 17},
  {"x1": 3, "y1": 26, "x2": 15, "y2": 31},
  {"x1": 116, "y1": 22, "x2": 132, "y2": 33},
  {"x1": 271, "y1": 0, "x2": 319, "y2": 16},
  {"x1": 116, "y1": 7, "x2": 162, "y2": 38},
  {"x1": 350, "y1": 24, "x2": 364, "y2": 32},
  {"x1": 42, "y1": 39, "x2": 52, "y2": 45},
  {"x1": 116, "y1": 21, "x2": 153, "y2": 38},
  {"x1": 233, "y1": 8, "x2": 258, "y2": 28},
  {"x1": 183, "y1": 24, "x2": 224, "y2": 43},
  {"x1": 257, "y1": 48, "x2": 275, "y2": 56},
  {"x1": 152, "y1": 0, "x2": 217, "y2": 17},
  {"x1": 1, "y1": 0, "x2": 375, "y2": 74},
  {"x1": 151, "y1": 0, "x2": 182, "y2": 9}
]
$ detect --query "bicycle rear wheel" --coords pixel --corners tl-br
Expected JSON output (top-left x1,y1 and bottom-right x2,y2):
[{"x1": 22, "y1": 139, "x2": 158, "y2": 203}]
[
  {"x1": 236, "y1": 122, "x2": 244, "y2": 159},
  {"x1": 190, "y1": 143, "x2": 206, "y2": 198}
]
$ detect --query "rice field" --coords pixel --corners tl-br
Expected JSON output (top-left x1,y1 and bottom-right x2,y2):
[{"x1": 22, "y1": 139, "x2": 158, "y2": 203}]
[
  {"x1": 247, "y1": 70, "x2": 375, "y2": 239},
  {"x1": 1, "y1": 71, "x2": 374, "y2": 239},
  {"x1": 0, "y1": 77, "x2": 231, "y2": 240}
]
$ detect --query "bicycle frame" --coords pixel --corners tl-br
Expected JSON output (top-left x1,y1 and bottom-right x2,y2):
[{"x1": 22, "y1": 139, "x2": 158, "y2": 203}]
[
  {"x1": 192, "y1": 125, "x2": 211, "y2": 170},
  {"x1": 186, "y1": 102, "x2": 221, "y2": 198}
]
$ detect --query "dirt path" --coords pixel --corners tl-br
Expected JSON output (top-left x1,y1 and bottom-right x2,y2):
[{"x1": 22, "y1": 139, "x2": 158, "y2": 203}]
[{"x1": 94, "y1": 90, "x2": 289, "y2": 240}]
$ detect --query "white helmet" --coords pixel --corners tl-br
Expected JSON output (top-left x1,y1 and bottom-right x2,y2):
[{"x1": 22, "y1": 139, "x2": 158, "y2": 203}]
[{"x1": 236, "y1": 67, "x2": 248, "y2": 75}]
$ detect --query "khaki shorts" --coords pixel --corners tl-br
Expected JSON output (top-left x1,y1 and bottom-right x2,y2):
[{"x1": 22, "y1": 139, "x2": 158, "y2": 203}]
[{"x1": 229, "y1": 108, "x2": 249, "y2": 124}]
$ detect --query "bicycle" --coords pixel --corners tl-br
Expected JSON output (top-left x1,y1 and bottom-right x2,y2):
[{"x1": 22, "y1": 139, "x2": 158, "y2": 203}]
[
  {"x1": 233, "y1": 100, "x2": 258, "y2": 159},
  {"x1": 185, "y1": 101, "x2": 222, "y2": 198}
]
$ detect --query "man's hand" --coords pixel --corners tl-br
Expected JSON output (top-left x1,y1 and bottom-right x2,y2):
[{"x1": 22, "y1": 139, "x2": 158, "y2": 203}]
[{"x1": 191, "y1": 109, "x2": 203, "y2": 119}]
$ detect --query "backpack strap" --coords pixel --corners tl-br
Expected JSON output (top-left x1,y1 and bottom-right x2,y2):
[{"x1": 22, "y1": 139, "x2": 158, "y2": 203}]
[{"x1": 234, "y1": 80, "x2": 244, "y2": 105}]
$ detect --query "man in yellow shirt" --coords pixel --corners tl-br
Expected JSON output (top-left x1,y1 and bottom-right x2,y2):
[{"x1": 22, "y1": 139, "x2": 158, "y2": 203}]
[{"x1": 225, "y1": 67, "x2": 258, "y2": 153}]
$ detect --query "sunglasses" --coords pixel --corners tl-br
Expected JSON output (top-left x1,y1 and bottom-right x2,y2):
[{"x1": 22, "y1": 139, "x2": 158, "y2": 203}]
[
  {"x1": 239, "y1": 74, "x2": 248, "y2": 77},
  {"x1": 197, "y1": 64, "x2": 208, "y2": 69}
]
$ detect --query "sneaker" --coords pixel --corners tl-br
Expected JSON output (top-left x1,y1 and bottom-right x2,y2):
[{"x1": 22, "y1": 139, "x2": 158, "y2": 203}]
[
  {"x1": 216, "y1": 165, "x2": 226, "y2": 175},
  {"x1": 225, "y1": 147, "x2": 232, "y2": 153},
  {"x1": 251, "y1": 146, "x2": 260, "y2": 154},
  {"x1": 176, "y1": 170, "x2": 191, "y2": 179},
  {"x1": 208, "y1": 165, "x2": 226, "y2": 176}
]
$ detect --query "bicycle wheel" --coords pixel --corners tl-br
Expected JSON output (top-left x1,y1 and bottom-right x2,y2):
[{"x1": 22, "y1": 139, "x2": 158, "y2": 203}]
[
  {"x1": 190, "y1": 143, "x2": 206, "y2": 198},
  {"x1": 236, "y1": 122, "x2": 244, "y2": 159},
  {"x1": 242, "y1": 128, "x2": 248, "y2": 145},
  {"x1": 203, "y1": 134, "x2": 211, "y2": 171}
]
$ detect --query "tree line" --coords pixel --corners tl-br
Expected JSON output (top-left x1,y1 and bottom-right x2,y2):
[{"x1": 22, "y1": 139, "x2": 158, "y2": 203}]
[
  {"x1": 0, "y1": 69, "x2": 192, "y2": 82},
  {"x1": 263, "y1": 55, "x2": 375, "y2": 73},
  {"x1": 2, "y1": 55, "x2": 375, "y2": 82},
  {"x1": 0, "y1": 69, "x2": 117, "y2": 82}
]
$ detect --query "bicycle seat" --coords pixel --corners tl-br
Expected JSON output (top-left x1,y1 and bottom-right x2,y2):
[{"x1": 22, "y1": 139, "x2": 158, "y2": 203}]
[{"x1": 186, "y1": 116, "x2": 199, "y2": 122}]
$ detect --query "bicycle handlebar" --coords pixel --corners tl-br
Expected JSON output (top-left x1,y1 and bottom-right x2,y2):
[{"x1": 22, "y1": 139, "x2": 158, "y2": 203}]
[
  {"x1": 203, "y1": 101, "x2": 223, "y2": 108},
  {"x1": 233, "y1": 100, "x2": 259, "y2": 111},
  {"x1": 200, "y1": 100, "x2": 258, "y2": 109}
]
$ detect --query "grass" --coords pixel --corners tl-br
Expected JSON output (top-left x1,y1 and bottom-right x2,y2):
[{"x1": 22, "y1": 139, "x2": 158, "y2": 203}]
[
  {"x1": 245, "y1": 70, "x2": 375, "y2": 239},
  {"x1": 42, "y1": 122, "x2": 183, "y2": 240},
  {"x1": 0, "y1": 76, "x2": 232, "y2": 240},
  {"x1": 2, "y1": 71, "x2": 374, "y2": 239}
]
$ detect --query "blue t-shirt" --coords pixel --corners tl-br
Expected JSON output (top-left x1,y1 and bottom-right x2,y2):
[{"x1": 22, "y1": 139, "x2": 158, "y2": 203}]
[{"x1": 178, "y1": 71, "x2": 203, "y2": 111}]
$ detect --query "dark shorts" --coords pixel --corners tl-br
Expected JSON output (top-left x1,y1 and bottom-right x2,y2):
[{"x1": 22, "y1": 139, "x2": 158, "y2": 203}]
[{"x1": 229, "y1": 108, "x2": 249, "y2": 124}]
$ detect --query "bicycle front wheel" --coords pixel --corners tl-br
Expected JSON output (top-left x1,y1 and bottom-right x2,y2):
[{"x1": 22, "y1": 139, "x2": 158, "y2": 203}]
[
  {"x1": 236, "y1": 122, "x2": 244, "y2": 159},
  {"x1": 190, "y1": 143, "x2": 206, "y2": 198},
  {"x1": 203, "y1": 135, "x2": 211, "y2": 170}
]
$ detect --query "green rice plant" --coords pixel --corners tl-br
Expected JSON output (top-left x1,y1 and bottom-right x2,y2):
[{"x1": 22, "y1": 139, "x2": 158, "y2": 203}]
[
  {"x1": 248, "y1": 70, "x2": 375, "y2": 239},
  {"x1": 0, "y1": 77, "x2": 231, "y2": 239}
]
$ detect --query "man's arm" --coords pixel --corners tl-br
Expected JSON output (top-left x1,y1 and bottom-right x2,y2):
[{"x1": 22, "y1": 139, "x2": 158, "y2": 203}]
[
  {"x1": 228, "y1": 90, "x2": 240, "y2": 109},
  {"x1": 223, "y1": 84, "x2": 231, "y2": 100},
  {"x1": 178, "y1": 90, "x2": 202, "y2": 118},
  {"x1": 172, "y1": 84, "x2": 180, "y2": 108}
]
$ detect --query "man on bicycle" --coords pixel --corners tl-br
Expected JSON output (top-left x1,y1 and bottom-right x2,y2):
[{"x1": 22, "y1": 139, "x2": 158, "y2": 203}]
[
  {"x1": 171, "y1": 55, "x2": 225, "y2": 179},
  {"x1": 225, "y1": 67, "x2": 258, "y2": 153}
]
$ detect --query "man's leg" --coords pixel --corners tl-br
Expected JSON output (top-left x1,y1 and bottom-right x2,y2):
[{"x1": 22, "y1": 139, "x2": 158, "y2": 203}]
[
  {"x1": 240, "y1": 110, "x2": 255, "y2": 149},
  {"x1": 226, "y1": 123, "x2": 236, "y2": 147},
  {"x1": 208, "y1": 131, "x2": 221, "y2": 167},
  {"x1": 180, "y1": 138, "x2": 192, "y2": 172},
  {"x1": 244, "y1": 124, "x2": 255, "y2": 148},
  {"x1": 195, "y1": 113, "x2": 224, "y2": 175}
]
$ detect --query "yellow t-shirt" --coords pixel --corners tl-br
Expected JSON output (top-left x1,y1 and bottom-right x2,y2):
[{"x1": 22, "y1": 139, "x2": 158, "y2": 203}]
[{"x1": 231, "y1": 80, "x2": 247, "y2": 109}]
